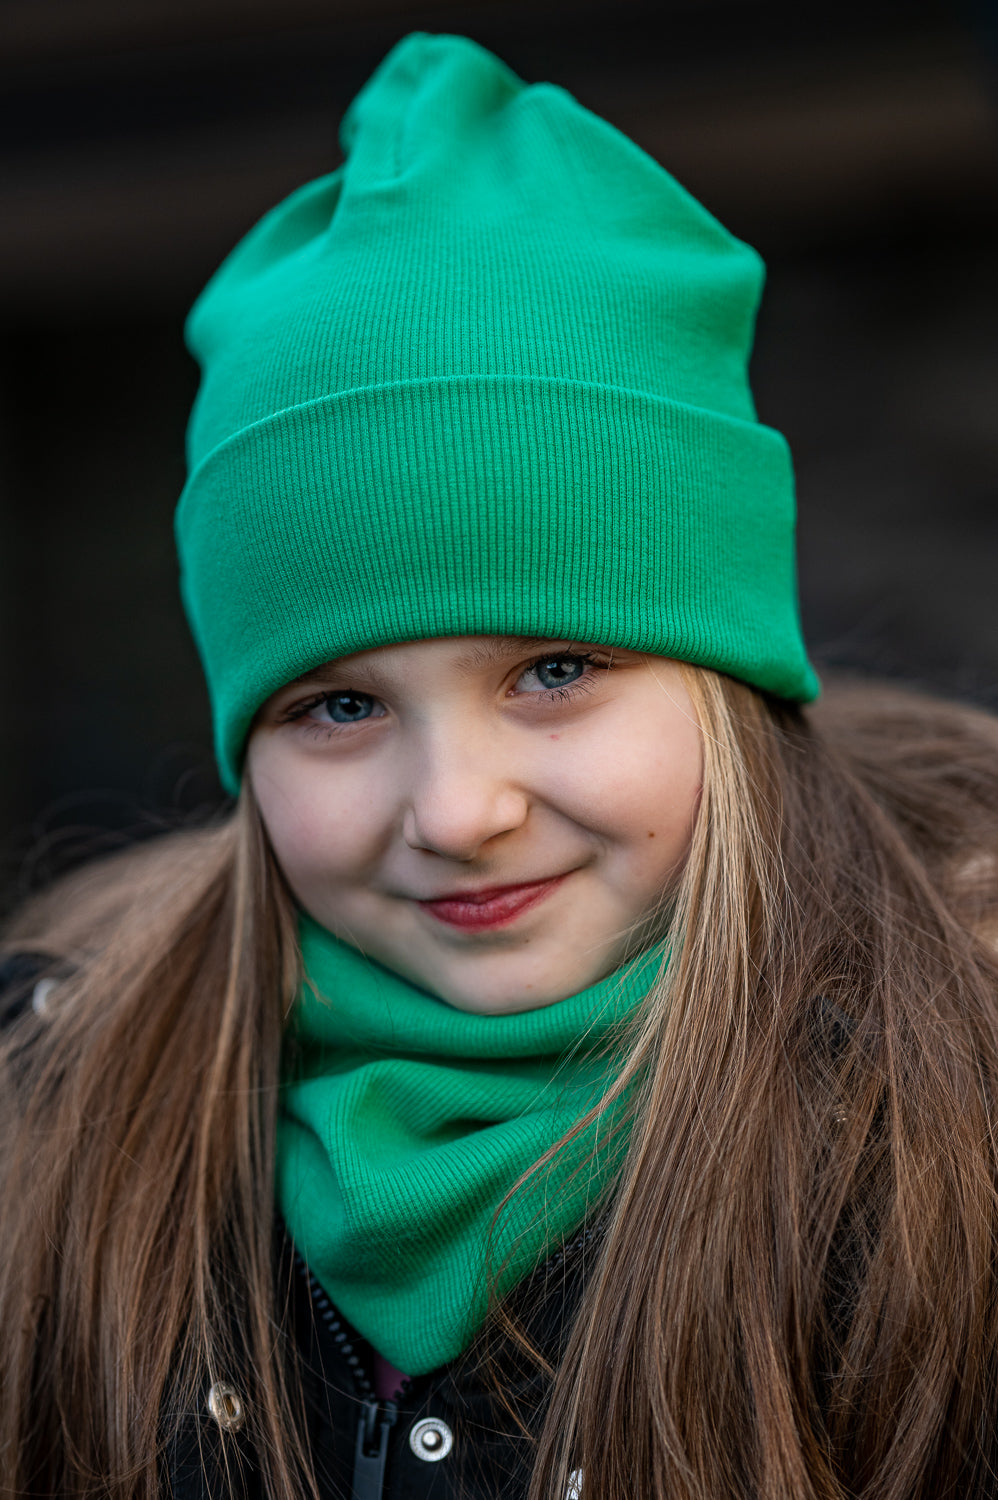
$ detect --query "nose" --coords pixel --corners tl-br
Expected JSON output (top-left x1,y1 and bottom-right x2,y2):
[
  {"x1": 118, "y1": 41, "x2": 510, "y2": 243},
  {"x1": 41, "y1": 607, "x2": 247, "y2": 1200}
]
[{"x1": 401, "y1": 736, "x2": 530, "y2": 860}]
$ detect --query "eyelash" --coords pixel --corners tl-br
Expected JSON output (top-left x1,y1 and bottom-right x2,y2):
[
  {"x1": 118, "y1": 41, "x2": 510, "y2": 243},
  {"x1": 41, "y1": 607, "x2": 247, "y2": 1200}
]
[
  {"x1": 524, "y1": 656, "x2": 603, "y2": 705},
  {"x1": 278, "y1": 651, "x2": 608, "y2": 733}
]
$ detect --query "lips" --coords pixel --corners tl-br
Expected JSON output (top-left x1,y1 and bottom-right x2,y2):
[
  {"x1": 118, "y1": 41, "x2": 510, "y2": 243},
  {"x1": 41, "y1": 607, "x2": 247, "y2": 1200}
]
[{"x1": 416, "y1": 874, "x2": 569, "y2": 932}]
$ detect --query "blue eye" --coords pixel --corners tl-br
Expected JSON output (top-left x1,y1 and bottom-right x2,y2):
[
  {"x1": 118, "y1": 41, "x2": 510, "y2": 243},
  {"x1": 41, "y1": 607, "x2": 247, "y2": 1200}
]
[
  {"x1": 534, "y1": 657, "x2": 586, "y2": 689},
  {"x1": 323, "y1": 692, "x2": 379, "y2": 723},
  {"x1": 518, "y1": 655, "x2": 591, "y2": 693}
]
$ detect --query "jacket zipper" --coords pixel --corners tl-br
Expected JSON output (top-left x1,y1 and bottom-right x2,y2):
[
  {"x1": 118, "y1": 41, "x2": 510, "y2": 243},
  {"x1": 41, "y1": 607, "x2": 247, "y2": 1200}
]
[
  {"x1": 295, "y1": 1229, "x2": 594, "y2": 1498},
  {"x1": 352, "y1": 1397, "x2": 397, "y2": 1500},
  {"x1": 296, "y1": 1255, "x2": 409, "y2": 1499},
  {"x1": 298, "y1": 1258, "x2": 378, "y2": 1399}
]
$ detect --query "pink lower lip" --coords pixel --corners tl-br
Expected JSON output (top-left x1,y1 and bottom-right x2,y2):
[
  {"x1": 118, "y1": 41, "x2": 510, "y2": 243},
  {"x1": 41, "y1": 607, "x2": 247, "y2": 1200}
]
[{"x1": 417, "y1": 875, "x2": 569, "y2": 931}]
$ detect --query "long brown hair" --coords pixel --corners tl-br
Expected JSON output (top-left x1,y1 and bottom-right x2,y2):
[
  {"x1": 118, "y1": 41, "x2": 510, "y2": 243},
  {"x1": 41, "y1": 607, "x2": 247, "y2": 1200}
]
[
  {"x1": 528, "y1": 671, "x2": 998, "y2": 1500},
  {"x1": 3, "y1": 673, "x2": 998, "y2": 1498},
  {"x1": 0, "y1": 793, "x2": 307, "y2": 1497}
]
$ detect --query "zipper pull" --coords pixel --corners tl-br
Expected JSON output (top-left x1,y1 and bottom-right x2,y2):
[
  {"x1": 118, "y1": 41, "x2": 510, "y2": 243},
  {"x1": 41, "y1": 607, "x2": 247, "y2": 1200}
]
[{"x1": 352, "y1": 1398, "x2": 397, "y2": 1500}]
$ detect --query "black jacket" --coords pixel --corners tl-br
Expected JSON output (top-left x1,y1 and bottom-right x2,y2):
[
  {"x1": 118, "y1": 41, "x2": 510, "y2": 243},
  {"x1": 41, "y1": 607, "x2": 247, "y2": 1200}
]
[
  {"x1": 168, "y1": 1221, "x2": 589, "y2": 1500},
  {"x1": 0, "y1": 955, "x2": 586, "y2": 1500}
]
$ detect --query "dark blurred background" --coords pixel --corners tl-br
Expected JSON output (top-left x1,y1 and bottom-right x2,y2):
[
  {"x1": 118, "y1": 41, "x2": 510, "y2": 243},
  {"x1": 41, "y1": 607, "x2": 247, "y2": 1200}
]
[{"x1": 1, "y1": 0, "x2": 996, "y2": 911}]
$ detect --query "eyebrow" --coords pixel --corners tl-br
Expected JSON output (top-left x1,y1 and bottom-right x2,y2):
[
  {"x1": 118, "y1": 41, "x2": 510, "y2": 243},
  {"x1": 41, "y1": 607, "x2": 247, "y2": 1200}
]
[
  {"x1": 286, "y1": 636, "x2": 566, "y2": 688},
  {"x1": 449, "y1": 635, "x2": 560, "y2": 673}
]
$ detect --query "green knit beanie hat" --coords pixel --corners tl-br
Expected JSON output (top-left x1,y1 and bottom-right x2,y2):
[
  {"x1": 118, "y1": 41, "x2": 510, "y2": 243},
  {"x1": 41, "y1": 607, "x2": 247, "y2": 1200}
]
[{"x1": 177, "y1": 31, "x2": 818, "y2": 792}]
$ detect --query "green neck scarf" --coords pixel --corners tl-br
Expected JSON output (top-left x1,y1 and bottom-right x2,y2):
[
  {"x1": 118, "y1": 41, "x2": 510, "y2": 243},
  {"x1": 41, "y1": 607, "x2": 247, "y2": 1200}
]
[{"x1": 276, "y1": 917, "x2": 663, "y2": 1375}]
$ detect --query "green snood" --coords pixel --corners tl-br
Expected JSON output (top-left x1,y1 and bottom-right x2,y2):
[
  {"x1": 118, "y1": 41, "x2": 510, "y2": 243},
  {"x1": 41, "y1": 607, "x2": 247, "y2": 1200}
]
[{"x1": 276, "y1": 915, "x2": 665, "y2": 1374}]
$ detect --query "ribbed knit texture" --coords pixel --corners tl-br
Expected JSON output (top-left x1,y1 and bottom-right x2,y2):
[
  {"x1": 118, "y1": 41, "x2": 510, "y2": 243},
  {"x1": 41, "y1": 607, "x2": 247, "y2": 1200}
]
[
  {"x1": 276, "y1": 915, "x2": 664, "y2": 1374},
  {"x1": 176, "y1": 31, "x2": 818, "y2": 791}
]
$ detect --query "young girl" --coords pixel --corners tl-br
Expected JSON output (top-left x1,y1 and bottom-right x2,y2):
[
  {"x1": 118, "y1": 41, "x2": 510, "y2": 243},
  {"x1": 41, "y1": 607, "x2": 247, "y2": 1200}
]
[{"x1": 3, "y1": 30, "x2": 998, "y2": 1500}]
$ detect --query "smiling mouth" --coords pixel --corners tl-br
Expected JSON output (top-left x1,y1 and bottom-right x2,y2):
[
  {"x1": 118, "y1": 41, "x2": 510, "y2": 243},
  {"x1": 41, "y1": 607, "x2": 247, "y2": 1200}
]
[{"x1": 416, "y1": 875, "x2": 570, "y2": 932}]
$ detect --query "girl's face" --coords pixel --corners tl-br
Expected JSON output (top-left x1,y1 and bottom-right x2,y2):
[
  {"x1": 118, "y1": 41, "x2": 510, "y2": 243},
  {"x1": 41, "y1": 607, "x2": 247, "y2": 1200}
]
[{"x1": 248, "y1": 636, "x2": 702, "y2": 1014}]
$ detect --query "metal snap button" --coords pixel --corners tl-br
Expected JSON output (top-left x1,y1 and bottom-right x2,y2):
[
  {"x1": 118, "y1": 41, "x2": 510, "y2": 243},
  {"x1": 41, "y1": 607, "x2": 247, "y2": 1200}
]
[
  {"x1": 31, "y1": 979, "x2": 57, "y2": 1017},
  {"x1": 207, "y1": 1381, "x2": 245, "y2": 1432},
  {"x1": 408, "y1": 1415, "x2": 453, "y2": 1462}
]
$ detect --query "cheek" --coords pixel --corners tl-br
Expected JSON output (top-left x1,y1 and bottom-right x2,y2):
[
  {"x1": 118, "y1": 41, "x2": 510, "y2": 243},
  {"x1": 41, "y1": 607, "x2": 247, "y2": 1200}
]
[
  {"x1": 249, "y1": 755, "x2": 380, "y2": 894},
  {"x1": 590, "y1": 719, "x2": 702, "y2": 869}
]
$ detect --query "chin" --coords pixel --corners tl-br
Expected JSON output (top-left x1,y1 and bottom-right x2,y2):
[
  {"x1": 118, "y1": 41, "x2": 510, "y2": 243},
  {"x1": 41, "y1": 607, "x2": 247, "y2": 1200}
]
[{"x1": 428, "y1": 962, "x2": 601, "y2": 1016}]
